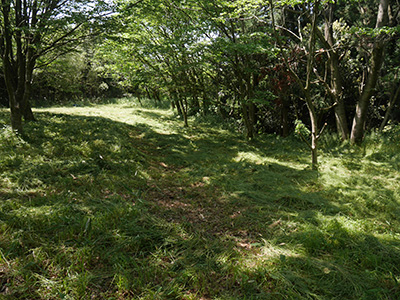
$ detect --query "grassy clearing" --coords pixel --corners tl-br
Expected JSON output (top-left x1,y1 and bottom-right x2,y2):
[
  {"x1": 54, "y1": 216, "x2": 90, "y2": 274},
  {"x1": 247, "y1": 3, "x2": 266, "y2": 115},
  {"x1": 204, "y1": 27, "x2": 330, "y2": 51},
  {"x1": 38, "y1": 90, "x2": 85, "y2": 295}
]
[{"x1": 0, "y1": 100, "x2": 400, "y2": 299}]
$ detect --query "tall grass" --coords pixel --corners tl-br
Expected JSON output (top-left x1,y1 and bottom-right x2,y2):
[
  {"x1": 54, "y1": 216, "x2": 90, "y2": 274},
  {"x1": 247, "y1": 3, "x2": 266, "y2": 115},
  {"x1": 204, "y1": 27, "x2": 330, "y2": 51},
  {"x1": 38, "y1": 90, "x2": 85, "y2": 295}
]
[{"x1": 0, "y1": 102, "x2": 399, "y2": 299}]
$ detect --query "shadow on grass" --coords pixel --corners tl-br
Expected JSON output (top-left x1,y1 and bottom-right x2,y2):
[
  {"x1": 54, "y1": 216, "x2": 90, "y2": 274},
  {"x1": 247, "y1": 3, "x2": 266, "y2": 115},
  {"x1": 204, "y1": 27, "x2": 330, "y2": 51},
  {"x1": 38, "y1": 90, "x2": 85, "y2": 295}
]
[{"x1": 0, "y1": 109, "x2": 399, "y2": 299}]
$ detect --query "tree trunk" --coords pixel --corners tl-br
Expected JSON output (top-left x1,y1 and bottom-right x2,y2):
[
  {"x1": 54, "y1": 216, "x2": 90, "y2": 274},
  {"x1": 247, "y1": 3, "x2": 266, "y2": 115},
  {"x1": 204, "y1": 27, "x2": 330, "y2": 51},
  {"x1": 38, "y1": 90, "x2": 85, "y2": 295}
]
[
  {"x1": 334, "y1": 94, "x2": 349, "y2": 140},
  {"x1": 379, "y1": 82, "x2": 400, "y2": 131},
  {"x1": 324, "y1": 2, "x2": 349, "y2": 140},
  {"x1": 350, "y1": 0, "x2": 389, "y2": 144},
  {"x1": 153, "y1": 88, "x2": 161, "y2": 104},
  {"x1": 6, "y1": 84, "x2": 24, "y2": 134},
  {"x1": 306, "y1": 94, "x2": 319, "y2": 170},
  {"x1": 138, "y1": 93, "x2": 143, "y2": 106},
  {"x1": 22, "y1": 65, "x2": 36, "y2": 122},
  {"x1": 175, "y1": 100, "x2": 182, "y2": 116},
  {"x1": 330, "y1": 51, "x2": 349, "y2": 140},
  {"x1": 192, "y1": 95, "x2": 200, "y2": 114},
  {"x1": 4, "y1": 64, "x2": 24, "y2": 133},
  {"x1": 1, "y1": 0, "x2": 37, "y2": 131},
  {"x1": 145, "y1": 86, "x2": 151, "y2": 100},
  {"x1": 179, "y1": 98, "x2": 188, "y2": 127},
  {"x1": 281, "y1": 97, "x2": 289, "y2": 137},
  {"x1": 202, "y1": 91, "x2": 209, "y2": 116},
  {"x1": 350, "y1": 40, "x2": 386, "y2": 143},
  {"x1": 241, "y1": 102, "x2": 253, "y2": 140},
  {"x1": 249, "y1": 102, "x2": 256, "y2": 136},
  {"x1": 1, "y1": 2, "x2": 23, "y2": 133}
]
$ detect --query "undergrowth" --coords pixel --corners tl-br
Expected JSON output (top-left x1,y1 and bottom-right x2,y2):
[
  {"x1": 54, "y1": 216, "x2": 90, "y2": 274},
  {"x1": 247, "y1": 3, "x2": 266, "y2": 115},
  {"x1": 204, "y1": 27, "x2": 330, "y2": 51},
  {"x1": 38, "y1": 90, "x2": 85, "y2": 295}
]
[{"x1": 0, "y1": 102, "x2": 399, "y2": 299}]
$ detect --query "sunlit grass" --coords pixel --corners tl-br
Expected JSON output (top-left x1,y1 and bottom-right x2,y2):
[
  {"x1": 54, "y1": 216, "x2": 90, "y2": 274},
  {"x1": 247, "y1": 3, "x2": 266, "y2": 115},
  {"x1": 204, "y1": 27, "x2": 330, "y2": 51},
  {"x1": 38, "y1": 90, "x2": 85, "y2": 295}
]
[{"x1": 0, "y1": 101, "x2": 400, "y2": 299}]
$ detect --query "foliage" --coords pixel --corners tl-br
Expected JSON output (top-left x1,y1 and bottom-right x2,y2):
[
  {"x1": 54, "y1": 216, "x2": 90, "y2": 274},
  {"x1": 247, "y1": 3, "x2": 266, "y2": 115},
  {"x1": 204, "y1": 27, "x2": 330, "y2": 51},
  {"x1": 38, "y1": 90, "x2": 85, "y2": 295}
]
[
  {"x1": 31, "y1": 45, "x2": 123, "y2": 105},
  {"x1": 0, "y1": 0, "x2": 114, "y2": 132}
]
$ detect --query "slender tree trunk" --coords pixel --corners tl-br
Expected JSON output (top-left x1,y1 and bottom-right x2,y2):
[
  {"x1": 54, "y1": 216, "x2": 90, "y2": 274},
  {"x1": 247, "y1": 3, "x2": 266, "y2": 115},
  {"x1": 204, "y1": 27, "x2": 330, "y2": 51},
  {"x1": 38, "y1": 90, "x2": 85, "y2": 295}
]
[
  {"x1": 310, "y1": 109, "x2": 319, "y2": 170},
  {"x1": 249, "y1": 102, "x2": 256, "y2": 135},
  {"x1": 145, "y1": 86, "x2": 151, "y2": 100},
  {"x1": 175, "y1": 99, "x2": 182, "y2": 116},
  {"x1": 330, "y1": 52, "x2": 349, "y2": 140},
  {"x1": 241, "y1": 102, "x2": 254, "y2": 140},
  {"x1": 21, "y1": 61, "x2": 36, "y2": 121},
  {"x1": 379, "y1": 82, "x2": 400, "y2": 131},
  {"x1": 240, "y1": 79, "x2": 255, "y2": 140},
  {"x1": 218, "y1": 94, "x2": 227, "y2": 119},
  {"x1": 178, "y1": 98, "x2": 188, "y2": 127},
  {"x1": 138, "y1": 93, "x2": 143, "y2": 106},
  {"x1": 350, "y1": 40, "x2": 387, "y2": 143},
  {"x1": 153, "y1": 88, "x2": 161, "y2": 104},
  {"x1": 281, "y1": 97, "x2": 289, "y2": 137},
  {"x1": 324, "y1": 2, "x2": 349, "y2": 140},
  {"x1": 241, "y1": 72, "x2": 257, "y2": 140},
  {"x1": 350, "y1": 0, "x2": 389, "y2": 143},
  {"x1": 201, "y1": 91, "x2": 209, "y2": 116},
  {"x1": 192, "y1": 95, "x2": 200, "y2": 114}
]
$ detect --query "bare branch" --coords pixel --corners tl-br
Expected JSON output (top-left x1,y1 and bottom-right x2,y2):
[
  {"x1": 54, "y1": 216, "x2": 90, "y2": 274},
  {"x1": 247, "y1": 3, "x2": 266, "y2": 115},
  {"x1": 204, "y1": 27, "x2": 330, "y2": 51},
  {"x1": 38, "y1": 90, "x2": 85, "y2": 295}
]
[
  {"x1": 37, "y1": 23, "x2": 83, "y2": 56},
  {"x1": 275, "y1": 25, "x2": 302, "y2": 41},
  {"x1": 316, "y1": 122, "x2": 328, "y2": 140},
  {"x1": 298, "y1": 130, "x2": 312, "y2": 150}
]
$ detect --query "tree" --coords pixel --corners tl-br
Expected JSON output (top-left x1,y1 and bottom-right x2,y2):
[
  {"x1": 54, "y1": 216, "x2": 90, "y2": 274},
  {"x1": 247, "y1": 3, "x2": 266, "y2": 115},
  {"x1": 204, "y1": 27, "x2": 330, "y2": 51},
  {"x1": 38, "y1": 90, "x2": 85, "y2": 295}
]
[
  {"x1": 0, "y1": 0, "x2": 111, "y2": 134},
  {"x1": 350, "y1": 0, "x2": 390, "y2": 143},
  {"x1": 271, "y1": 0, "x2": 333, "y2": 169},
  {"x1": 279, "y1": 0, "x2": 396, "y2": 144},
  {"x1": 197, "y1": 0, "x2": 275, "y2": 139}
]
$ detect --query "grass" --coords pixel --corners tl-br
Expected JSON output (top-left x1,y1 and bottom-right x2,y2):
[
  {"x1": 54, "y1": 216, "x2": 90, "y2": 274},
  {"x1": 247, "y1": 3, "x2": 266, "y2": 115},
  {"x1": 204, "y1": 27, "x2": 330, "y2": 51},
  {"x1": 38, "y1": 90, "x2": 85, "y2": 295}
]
[{"x1": 0, "y1": 99, "x2": 400, "y2": 299}]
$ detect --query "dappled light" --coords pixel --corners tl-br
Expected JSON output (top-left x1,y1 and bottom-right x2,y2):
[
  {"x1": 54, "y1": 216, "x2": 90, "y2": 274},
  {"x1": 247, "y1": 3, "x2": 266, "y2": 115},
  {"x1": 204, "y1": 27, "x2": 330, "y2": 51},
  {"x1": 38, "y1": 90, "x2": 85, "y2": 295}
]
[
  {"x1": 1, "y1": 0, "x2": 399, "y2": 298},
  {"x1": 1, "y1": 103, "x2": 400, "y2": 299}
]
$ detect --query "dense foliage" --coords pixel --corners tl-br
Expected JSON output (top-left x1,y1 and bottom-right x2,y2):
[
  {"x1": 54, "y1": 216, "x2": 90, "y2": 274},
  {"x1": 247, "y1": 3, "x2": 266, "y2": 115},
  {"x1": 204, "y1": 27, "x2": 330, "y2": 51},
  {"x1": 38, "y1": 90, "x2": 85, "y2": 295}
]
[{"x1": 1, "y1": 1, "x2": 399, "y2": 142}]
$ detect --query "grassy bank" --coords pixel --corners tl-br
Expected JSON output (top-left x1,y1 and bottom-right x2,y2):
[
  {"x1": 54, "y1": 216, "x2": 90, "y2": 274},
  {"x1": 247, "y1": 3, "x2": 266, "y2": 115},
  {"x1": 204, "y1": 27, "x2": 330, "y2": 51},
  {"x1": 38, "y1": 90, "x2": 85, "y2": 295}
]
[{"x1": 0, "y1": 101, "x2": 399, "y2": 299}]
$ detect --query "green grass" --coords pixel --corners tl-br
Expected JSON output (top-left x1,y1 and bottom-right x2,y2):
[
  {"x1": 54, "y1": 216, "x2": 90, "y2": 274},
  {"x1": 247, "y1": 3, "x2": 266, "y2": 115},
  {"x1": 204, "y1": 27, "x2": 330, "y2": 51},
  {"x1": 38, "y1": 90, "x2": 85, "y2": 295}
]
[{"x1": 0, "y1": 100, "x2": 400, "y2": 299}]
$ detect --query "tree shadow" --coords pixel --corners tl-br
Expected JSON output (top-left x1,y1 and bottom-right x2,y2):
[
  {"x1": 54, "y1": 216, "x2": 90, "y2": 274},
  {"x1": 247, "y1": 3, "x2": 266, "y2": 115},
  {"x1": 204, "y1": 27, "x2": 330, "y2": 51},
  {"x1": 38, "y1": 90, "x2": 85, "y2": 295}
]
[{"x1": 0, "y1": 109, "x2": 399, "y2": 299}]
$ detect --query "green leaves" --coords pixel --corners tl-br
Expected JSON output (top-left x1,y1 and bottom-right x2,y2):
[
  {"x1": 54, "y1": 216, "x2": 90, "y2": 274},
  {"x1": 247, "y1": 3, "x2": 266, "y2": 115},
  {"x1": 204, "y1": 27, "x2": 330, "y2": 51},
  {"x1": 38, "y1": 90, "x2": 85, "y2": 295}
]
[{"x1": 349, "y1": 25, "x2": 400, "y2": 38}]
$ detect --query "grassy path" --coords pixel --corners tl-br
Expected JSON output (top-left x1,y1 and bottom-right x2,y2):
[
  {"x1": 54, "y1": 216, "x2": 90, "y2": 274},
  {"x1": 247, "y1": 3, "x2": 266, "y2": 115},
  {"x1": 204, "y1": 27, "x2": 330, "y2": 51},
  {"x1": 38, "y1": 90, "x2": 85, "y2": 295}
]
[{"x1": 0, "y1": 103, "x2": 400, "y2": 299}]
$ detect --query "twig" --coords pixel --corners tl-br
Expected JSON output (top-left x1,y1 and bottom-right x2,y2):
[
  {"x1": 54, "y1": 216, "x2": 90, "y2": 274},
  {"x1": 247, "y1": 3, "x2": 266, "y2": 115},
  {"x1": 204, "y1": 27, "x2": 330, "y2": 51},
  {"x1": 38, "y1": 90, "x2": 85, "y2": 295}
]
[
  {"x1": 316, "y1": 122, "x2": 328, "y2": 140},
  {"x1": 275, "y1": 25, "x2": 302, "y2": 41},
  {"x1": 298, "y1": 130, "x2": 312, "y2": 150}
]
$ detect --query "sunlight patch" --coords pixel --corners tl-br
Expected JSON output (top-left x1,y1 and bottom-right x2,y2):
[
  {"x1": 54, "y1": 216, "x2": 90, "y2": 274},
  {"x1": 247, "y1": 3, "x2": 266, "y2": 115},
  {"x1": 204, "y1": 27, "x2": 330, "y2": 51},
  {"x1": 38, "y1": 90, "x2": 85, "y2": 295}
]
[
  {"x1": 234, "y1": 151, "x2": 306, "y2": 170},
  {"x1": 234, "y1": 151, "x2": 264, "y2": 164},
  {"x1": 239, "y1": 240, "x2": 300, "y2": 270}
]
